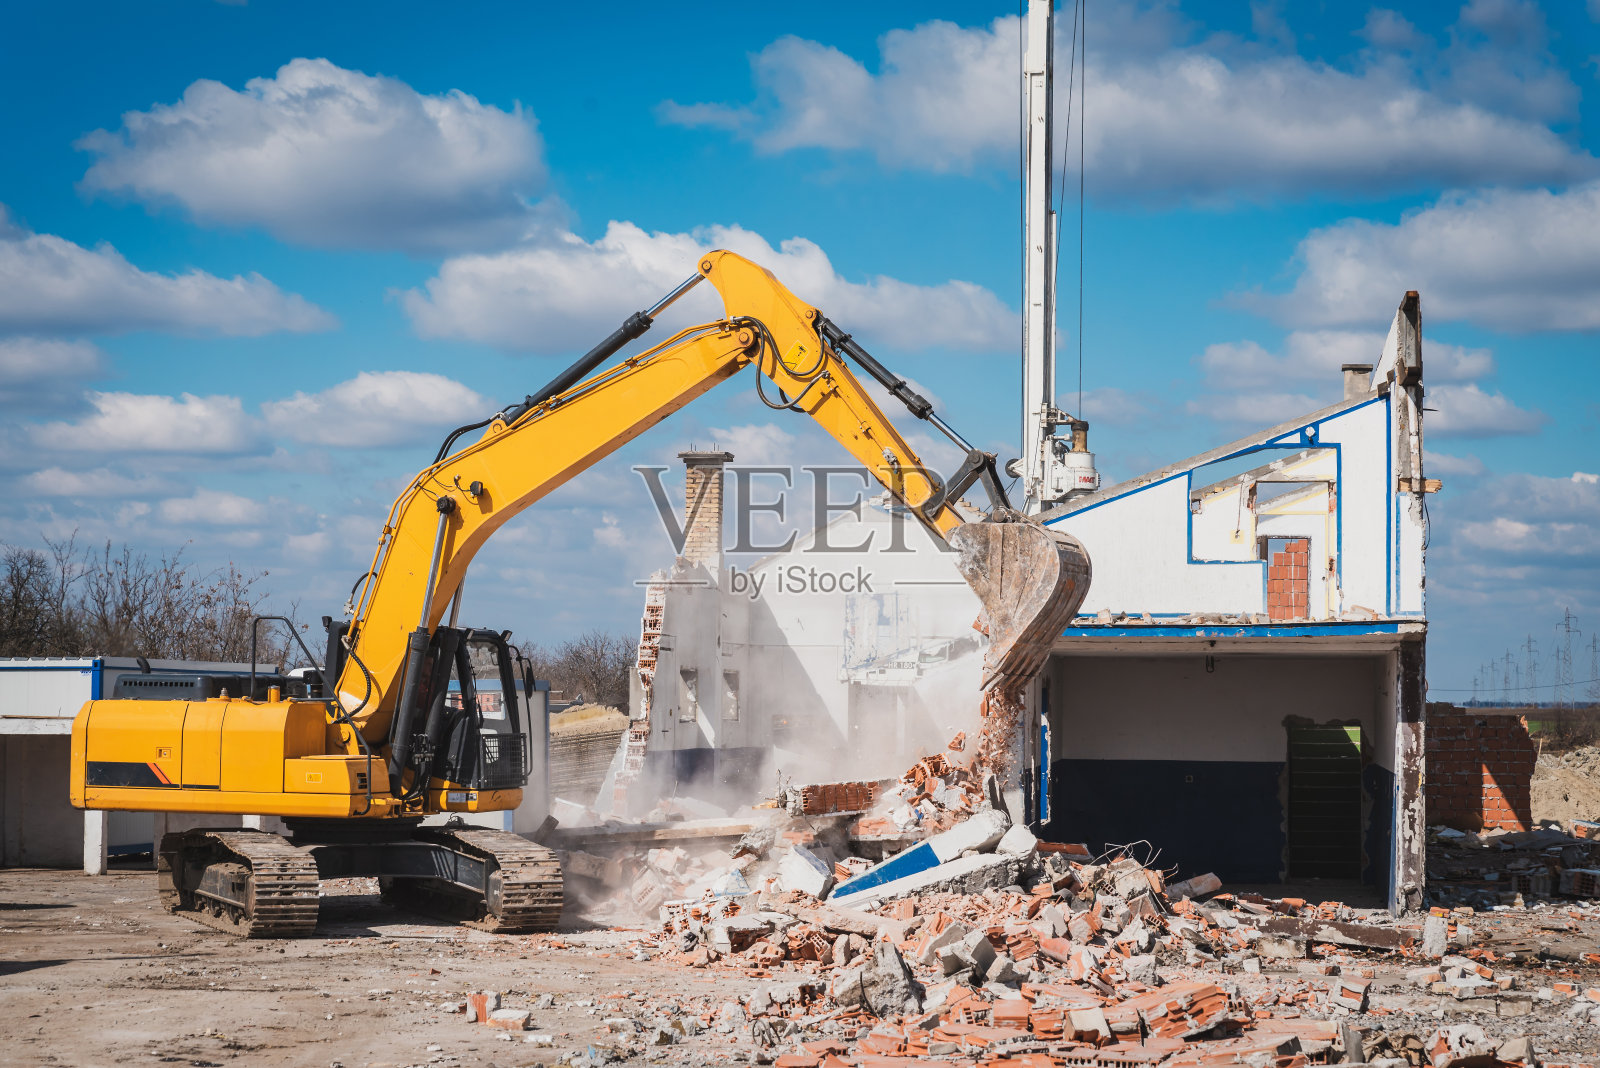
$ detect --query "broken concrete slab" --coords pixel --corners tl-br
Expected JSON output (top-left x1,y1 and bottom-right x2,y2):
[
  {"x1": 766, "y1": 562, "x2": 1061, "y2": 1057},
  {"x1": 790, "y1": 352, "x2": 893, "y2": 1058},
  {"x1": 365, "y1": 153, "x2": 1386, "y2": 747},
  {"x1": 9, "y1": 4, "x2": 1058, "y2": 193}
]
[
  {"x1": 830, "y1": 852, "x2": 1023, "y2": 909},
  {"x1": 830, "y1": 941, "x2": 923, "y2": 1017},
  {"x1": 830, "y1": 804, "x2": 1012, "y2": 901},
  {"x1": 778, "y1": 844, "x2": 833, "y2": 898},
  {"x1": 995, "y1": 823, "x2": 1038, "y2": 857},
  {"x1": 1166, "y1": 872, "x2": 1221, "y2": 900}
]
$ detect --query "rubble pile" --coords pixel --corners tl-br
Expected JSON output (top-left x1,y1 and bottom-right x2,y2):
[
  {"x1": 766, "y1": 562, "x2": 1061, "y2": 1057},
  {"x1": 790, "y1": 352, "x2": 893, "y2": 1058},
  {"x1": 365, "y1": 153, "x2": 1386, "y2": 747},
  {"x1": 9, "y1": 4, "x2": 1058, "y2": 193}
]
[
  {"x1": 564, "y1": 823, "x2": 1556, "y2": 1066},
  {"x1": 540, "y1": 743, "x2": 1600, "y2": 1065},
  {"x1": 848, "y1": 732, "x2": 983, "y2": 838},
  {"x1": 1428, "y1": 822, "x2": 1600, "y2": 911}
]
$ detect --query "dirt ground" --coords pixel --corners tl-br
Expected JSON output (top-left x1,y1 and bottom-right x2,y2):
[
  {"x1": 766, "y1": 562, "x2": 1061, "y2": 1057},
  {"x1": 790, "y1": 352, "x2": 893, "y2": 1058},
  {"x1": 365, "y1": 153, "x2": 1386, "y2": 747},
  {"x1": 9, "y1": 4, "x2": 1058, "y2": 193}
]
[
  {"x1": 7, "y1": 867, "x2": 1600, "y2": 1068},
  {"x1": 0, "y1": 868, "x2": 751, "y2": 1068},
  {"x1": 1533, "y1": 745, "x2": 1600, "y2": 828}
]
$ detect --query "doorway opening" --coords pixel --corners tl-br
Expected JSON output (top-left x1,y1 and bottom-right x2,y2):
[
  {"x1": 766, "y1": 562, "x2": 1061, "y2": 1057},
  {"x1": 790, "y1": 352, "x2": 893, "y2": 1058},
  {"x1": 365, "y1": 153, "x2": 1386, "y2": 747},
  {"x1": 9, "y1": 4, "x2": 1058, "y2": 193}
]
[{"x1": 1286, "y1": 723, "x2": 1362, "y2": 879}]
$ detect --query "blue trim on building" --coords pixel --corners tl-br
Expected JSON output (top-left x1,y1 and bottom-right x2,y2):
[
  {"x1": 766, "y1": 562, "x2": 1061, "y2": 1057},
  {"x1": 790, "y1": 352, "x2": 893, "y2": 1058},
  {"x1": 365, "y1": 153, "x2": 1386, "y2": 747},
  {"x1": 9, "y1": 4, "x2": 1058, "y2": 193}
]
[
  {"x1": 1060, "y1": 622, "x2": 1406, "y2": 639},
  {"x1": 91, "y1": 657, "x2": 102, "y2": 700}
]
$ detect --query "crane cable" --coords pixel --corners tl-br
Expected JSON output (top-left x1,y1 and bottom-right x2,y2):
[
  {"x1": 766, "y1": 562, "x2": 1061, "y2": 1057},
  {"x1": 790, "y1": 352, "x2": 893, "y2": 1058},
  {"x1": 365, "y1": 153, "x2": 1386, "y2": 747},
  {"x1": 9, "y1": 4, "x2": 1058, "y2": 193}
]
[{"x1": 1053, "y1": 0, "x2": 1086, "y2": 418}]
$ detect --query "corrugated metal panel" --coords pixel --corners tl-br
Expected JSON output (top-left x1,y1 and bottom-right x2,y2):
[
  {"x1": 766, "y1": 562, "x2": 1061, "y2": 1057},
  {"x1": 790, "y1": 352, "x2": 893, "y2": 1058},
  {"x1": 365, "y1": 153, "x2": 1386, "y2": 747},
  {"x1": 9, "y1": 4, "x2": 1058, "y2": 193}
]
[{"x1": 0, "y1": 660, "x2": 98, "y2": 733}]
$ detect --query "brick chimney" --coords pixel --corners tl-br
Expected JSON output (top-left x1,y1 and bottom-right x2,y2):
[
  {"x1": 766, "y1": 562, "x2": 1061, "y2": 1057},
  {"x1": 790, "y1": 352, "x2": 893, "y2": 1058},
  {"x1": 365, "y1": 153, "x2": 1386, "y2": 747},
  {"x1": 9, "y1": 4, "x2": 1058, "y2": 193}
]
[
  {"x1": 1342, "y1": 363, "x2": 1374, "y2": 401},
  {"x1": 679, "y1": 450, "x2": 733, "y2": 570}
]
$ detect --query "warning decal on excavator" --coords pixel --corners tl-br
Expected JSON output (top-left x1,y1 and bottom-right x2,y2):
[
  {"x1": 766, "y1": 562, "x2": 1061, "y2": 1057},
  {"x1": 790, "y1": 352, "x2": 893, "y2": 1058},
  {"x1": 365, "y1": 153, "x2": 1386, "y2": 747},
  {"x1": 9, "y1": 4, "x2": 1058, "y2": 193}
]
[{"x1": 86, "y1": 761, "x2": 178, "y2": 788}]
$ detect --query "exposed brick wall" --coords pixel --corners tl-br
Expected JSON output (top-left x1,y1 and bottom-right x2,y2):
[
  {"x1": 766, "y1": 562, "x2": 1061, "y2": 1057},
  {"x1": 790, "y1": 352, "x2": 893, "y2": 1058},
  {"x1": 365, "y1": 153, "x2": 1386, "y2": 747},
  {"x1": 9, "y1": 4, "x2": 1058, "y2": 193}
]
[
  {"x1": 679, "y1": 450, "x2": 732, "y2": 567},
  {"x1": 1424, "y1": 707, "x2": 1537, "y2": 832},
  {"x1": 1266, "y1": 537, "x2": 1310, "y2": 622}
]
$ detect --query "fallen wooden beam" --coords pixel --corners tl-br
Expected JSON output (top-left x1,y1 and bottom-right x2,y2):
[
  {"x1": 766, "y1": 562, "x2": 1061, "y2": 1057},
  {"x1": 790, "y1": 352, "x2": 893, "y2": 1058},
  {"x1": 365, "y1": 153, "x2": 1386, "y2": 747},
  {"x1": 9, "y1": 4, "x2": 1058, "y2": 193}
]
[
  {"x1": 546, "y1": 818, "x2": 760, "y2": 850},
  {"x1": 1256, "y1": 916, "x2": 1415, "y2": 951}
]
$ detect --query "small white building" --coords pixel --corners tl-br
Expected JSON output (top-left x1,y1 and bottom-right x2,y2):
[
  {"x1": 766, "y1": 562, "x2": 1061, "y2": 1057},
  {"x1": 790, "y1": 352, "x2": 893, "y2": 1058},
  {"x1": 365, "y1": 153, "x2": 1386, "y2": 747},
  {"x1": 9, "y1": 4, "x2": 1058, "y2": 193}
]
[{"x1": 0, "y1": 656, "x2": 267, "y2": 872}]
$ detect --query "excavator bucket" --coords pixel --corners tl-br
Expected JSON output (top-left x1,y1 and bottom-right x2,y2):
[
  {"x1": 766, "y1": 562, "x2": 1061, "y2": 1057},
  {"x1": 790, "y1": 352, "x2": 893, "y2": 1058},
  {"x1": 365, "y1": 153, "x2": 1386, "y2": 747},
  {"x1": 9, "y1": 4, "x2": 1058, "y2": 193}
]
[{"x1": 950, "y1": 518, "x2": 1091, "y2": 693}]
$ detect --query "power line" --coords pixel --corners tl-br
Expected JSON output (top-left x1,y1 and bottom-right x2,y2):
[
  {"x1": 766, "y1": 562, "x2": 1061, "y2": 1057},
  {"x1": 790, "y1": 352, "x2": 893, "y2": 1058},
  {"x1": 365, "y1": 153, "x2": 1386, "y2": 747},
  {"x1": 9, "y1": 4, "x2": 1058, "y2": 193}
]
[{"x1": 1431, "y1": 677, "x2": 1600, "y2": 694}]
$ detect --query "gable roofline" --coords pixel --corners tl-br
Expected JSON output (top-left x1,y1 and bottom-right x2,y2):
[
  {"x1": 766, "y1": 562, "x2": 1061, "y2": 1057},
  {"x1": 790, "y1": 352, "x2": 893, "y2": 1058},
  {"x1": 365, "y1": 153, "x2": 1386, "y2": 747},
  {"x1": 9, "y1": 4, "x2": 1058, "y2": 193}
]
[{"x1": 1038, "y1": 388, "x2": 1385, "y2": 522}]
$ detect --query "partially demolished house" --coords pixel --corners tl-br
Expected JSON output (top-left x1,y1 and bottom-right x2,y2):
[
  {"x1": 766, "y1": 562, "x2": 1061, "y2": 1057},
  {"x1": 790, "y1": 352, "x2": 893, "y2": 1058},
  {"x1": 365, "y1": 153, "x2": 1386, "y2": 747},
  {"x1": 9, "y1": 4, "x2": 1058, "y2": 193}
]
[
  {"x1": 617, "y1": 450, "x2": 985, "y2": 813},
  {"x1": 620, "y1": 294, "x2": 1430, "y2": 913},
  {"x1": 1036, "y1": 294, "x2": 1431, "y2": 911}
]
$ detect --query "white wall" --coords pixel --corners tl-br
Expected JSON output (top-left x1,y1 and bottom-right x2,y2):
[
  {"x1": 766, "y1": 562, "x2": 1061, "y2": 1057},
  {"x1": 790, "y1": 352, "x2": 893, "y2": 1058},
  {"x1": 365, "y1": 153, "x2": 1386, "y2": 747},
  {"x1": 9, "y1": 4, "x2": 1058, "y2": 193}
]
[
  {"x1": 1049, "y1": 477, "x2": 1264, "y2": 616},
  {"x1": 644, "y1": 500, "x2": 988, "y2": 780},
  {"x1": 1046, "y1": 654, "x2": 1390, "y2": 768},
  {"x1": 1045, "y1": 395, "x2": 1418, "y2": 622}
]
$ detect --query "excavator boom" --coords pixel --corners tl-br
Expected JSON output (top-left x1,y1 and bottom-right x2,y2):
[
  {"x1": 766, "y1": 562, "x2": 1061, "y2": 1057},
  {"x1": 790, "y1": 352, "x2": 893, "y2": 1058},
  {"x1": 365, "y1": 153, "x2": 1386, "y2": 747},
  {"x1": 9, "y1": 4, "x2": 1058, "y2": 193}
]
[{"x1": 336, "y1": 251, "x2": 1088, "y2": 747}]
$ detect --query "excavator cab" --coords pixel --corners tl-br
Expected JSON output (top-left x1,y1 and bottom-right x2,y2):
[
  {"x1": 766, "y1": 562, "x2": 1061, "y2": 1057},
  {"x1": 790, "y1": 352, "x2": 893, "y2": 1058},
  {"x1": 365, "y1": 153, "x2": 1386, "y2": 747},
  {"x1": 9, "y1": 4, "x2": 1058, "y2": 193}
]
[
  {"x1": 375, "y1": 623, "x2": 534, "y2": 808},
  {"x1": 432, "y1": 630, "x2": 533, "y2": 797}
]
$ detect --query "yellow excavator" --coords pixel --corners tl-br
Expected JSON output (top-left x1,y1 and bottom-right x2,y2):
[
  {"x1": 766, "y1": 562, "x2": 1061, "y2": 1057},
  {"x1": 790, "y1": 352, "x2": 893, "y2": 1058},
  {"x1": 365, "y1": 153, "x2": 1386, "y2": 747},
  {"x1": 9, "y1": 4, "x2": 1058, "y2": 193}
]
[{"x1": 69, "y1": 251, "x2": 1090, "y2": 936}]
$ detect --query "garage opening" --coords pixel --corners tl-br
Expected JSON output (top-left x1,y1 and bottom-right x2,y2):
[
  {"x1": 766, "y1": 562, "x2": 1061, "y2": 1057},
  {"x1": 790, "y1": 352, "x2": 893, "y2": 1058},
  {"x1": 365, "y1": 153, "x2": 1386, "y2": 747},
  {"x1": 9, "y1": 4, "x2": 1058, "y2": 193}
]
[{"x1": 1286, "y1": 723, "x2": 1363, "y2": 879}]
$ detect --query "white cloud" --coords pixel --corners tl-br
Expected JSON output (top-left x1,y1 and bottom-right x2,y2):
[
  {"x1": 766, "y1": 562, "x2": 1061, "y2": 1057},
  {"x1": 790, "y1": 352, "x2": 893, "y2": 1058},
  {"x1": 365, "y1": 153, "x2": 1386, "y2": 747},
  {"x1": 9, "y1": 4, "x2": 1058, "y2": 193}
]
[
  {"x1": 0, "y1": 337, "x2": 103, "y2": 384},
  {"x1": 1423, "y1": 451, "x2": 1486, "y2": 477},
  {"x1": 593, "y1": 512, "x2": 626, "y2": 548},
  {"x1": 0, "y1": 337, "x2": 104, "y2": 409},
  {"x1": 0, "y1": 205, "x2": 332, "y2": 336},
  {"x1": 1426, "y1": 382, "x2": 1547, "y2": 438},
  {"x1": 1359, "y1": 9, "x2": 1426, "y2": 51},
  {"x1": 1198, "y1": 330, "x2": 1494, "y2": 387},
  {"x1": 1428, "y1": 468, "x2": 1600, "y2": 627},
  {"x1": 79, "y1": 59, "x2": 544, "y2": 253},
  {"x1": 21, "y1": 467, "x2": 171, "y2": 498},
  {"x1": 1451, "y1": 470, "x2": 1596, "y2": 559},
  {"x1": 1184, "y1": 390, "x2": 1323, "y2": 427},
  {"x1": 705, "y1": 424, "x2": 801, "y2": 467},
  {"x1": 262, "y1": 370, "x2": 489, "y2": 447},
  {"x1": 157, "y1": 488, "x2": 269, "y2": 527},
  {"x1": 33, "y1": 392, "x2": 265, "y2": 454},
  {"x1": 1238, "y1": 182, "x2": 1600, "y2": 331},
  {"x1": 1070, "y1": 386, "x2": 1155, "y2": 426},
  {"x1": 402, "y1": 221, "x2": 1015, "y2": 354},
  {"x1": 662, "y1": 9, "x2": 1593, "y2": 198}
]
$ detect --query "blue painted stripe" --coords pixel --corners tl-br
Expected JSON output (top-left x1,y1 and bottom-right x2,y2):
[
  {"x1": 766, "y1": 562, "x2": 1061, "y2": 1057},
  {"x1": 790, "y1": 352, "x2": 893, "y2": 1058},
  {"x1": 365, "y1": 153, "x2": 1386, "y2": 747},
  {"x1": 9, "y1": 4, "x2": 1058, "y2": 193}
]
[
  {"x1": 830, "y1": 840, "x2": 938, "y2": 899},
  {"x1": 1061, "y1": 622, "x2": 1405, "y2": 639}
]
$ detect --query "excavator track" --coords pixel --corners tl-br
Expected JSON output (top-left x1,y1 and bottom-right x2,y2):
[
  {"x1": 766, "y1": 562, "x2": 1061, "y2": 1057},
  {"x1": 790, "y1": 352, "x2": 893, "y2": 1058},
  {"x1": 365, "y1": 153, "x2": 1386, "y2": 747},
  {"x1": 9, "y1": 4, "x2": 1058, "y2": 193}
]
[
  {"x1": 158, "y1": 829, "x2": 320, "y2": 938},
  {"x1": 380, "y1": 826, "x2": 563, "y2": 933}
]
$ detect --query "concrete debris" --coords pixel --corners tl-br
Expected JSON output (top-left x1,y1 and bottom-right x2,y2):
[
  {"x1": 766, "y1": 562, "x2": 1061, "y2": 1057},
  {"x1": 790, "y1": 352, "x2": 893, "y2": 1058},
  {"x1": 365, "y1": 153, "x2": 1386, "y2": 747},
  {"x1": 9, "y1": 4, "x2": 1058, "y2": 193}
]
[
  {"x1": 1166, "y1": 872, "x2": 1222, "y2": 900},
  {"x1": 1427, "y1": 820, "x2": 1600, "y2": 911},
  {"x1": 778, "y1": 844, "x2": 834, "y2": 899},
  {"x1": 594, "y1": 796, "x2": 1558, "y2": 1068},
  {"x1": 510, "y1": 733, "x2": 1587, "y2": 1066}
]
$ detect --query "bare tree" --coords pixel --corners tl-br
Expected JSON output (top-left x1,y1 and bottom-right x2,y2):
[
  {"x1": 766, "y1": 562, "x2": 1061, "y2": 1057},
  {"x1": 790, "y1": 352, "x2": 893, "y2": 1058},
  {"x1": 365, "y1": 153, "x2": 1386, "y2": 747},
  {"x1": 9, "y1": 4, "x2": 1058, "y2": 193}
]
[
  {"x1": 0, "y1": 536, "x2": 296, "y2": 666},
  {"x1": 0, "y1": 543, "x2": 81, "y2": 655},
  {"x1": 518, "y1": 629, "x2": 634, "y2": 711}
]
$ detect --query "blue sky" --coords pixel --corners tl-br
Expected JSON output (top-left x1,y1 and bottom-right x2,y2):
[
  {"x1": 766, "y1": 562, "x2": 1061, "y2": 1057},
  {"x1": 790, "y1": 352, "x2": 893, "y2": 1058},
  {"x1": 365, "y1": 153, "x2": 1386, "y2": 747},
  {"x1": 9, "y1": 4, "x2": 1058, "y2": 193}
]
[{"x1": 0, "y1": 0, "x2": 1595, "y2": 697}]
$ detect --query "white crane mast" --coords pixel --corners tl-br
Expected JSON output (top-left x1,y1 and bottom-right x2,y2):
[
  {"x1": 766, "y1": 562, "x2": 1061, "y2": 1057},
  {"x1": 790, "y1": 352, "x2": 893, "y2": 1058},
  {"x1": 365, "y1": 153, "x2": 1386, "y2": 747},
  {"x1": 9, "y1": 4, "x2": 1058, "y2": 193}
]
[{"x1": 1019, "y1": 0, "x2": 1097, "y2": 514}]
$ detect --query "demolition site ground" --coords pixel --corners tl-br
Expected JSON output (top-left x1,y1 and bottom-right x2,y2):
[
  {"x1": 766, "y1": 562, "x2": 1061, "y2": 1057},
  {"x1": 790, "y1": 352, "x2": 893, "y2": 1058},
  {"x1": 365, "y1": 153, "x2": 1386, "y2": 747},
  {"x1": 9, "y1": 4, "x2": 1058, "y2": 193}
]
[{"x1": 8, "y1": 866, "x2": 1600, "y2": 1068}]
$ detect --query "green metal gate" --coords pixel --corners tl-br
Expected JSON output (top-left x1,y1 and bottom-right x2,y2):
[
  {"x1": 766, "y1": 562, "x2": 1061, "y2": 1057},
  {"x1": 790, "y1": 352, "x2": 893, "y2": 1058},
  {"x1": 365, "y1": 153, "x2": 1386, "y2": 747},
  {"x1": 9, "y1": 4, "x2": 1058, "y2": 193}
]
[{"x1": 1287, "y1": 724, "x2": 1362, "y2": 879}]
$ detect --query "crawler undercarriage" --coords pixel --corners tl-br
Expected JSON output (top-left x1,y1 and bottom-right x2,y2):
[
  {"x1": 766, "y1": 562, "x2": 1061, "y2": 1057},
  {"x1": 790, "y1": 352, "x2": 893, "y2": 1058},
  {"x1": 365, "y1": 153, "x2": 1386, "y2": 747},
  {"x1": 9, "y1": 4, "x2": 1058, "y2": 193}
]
[{"x1": 157, "y1": 820, "x2": 563, "y2": 937}]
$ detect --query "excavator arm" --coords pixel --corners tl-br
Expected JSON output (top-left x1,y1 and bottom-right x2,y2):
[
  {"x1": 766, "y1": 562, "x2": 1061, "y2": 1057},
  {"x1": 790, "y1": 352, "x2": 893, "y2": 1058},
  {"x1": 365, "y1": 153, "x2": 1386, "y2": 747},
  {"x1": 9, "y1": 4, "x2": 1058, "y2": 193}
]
[{"x1": 333, "y1": 250, "x2": 1089, "y2": 790}]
